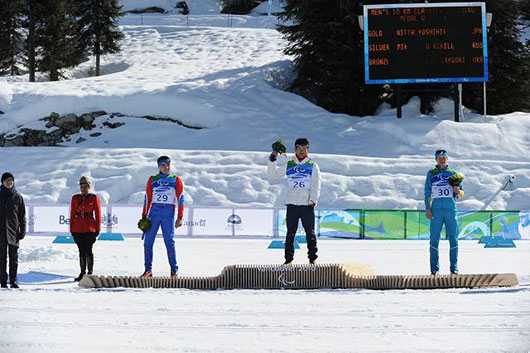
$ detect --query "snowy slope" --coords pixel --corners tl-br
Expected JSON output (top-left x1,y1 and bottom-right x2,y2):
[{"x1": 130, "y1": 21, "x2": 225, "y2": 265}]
[
  {"x1": 120, "y1": 0, "x2": 223, "y2": 14},
  {"x1": 0, "y1": 16, "x2": 529, "y2": 211},
  {"x1": 1, "y1": 147, "x2": 529, "y2": 211}
]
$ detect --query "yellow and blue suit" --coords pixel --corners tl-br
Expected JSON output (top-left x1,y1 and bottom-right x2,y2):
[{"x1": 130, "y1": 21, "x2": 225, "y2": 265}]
[{"x1": 424, "y1": 165, "x2": 464, "y2": 273}]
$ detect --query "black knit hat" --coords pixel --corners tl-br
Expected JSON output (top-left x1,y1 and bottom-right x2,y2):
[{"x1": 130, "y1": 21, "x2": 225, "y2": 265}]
[
  {"x1": 2, "y1": 172, "x2": 15, "y2": 183},
  {"x1": 1, "y1": 172, "x2": 14, "y2": 183}
]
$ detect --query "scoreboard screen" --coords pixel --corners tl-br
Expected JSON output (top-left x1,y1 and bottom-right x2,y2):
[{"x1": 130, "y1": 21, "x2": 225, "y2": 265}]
[{"x1": 363, "y1": 2, "x2": 488, "y2": 84}]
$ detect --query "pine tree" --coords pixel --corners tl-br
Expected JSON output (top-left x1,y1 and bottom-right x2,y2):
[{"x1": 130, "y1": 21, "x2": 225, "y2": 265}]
[
  {"x1": 33, "y1": 0, "x2": 84, "y2": 81},
  {"x1": 0, "y1": 0, "x2": 25, "y2": 75},
  {"x1": 520, "y1": 0, "x2": 530, "y2": 29},
  {"x1": 77, "y1": 0, "x2": 124, "y2": 76},
  {"x1": 25, "y1": 0, "x2": 37, "y2": 82},
  {"x1": 463, "y1": 0, "x2": 530, "y2": 114},
  {"x1": 278, "y1": 0, "x2": 385, "y2": 116}
]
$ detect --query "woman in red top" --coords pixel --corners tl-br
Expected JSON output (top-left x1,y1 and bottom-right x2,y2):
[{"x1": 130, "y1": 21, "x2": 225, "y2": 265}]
[{"x1": 70, "y1": 176, "x2": 101, "y2": 281}]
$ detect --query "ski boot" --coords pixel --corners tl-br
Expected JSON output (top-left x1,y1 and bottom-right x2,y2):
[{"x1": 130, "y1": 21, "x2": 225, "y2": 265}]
[{"x1": 140, "y1": 269, "x2": 153, "y2": 278}]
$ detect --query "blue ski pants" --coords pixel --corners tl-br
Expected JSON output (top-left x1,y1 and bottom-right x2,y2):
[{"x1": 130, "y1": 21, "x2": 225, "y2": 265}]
[
  {"x1": 430, "y1": 209, "x2": 459, "y2": 273},
  {"x1": 143, "y1": 204, "x2": 178, "y2": 273}
]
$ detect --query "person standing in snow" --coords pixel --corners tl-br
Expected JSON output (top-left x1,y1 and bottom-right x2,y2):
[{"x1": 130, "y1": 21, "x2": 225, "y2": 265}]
[
  {"x1": 70, "y1": 176, "x2": 101, "y2": 281},
  {"x1": 424, "y1": 150, "x2": 464, "y2": 275},
  {"x1": 268, "y1": 138, "x2": 321, "y2": 265},
  {"x1": 140, "y1": 156, "x2": 184, "y2": 278},
  {"x1": 0, "y1": 172, "x2": 26, "y2": 289}
]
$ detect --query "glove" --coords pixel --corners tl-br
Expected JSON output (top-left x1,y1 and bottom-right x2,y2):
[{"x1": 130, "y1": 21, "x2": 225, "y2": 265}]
[
  {"x1": 137, "y1": 217, "x2": 151, "y2": 232},
  {"x1": 269, "y1": 152, "x2": 277, "y2": 162}
]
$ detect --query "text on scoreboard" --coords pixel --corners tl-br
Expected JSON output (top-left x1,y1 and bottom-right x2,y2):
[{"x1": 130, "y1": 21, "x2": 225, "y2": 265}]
[{"x1": 363, "y1": 2, "x2": 488, "y2": 84}]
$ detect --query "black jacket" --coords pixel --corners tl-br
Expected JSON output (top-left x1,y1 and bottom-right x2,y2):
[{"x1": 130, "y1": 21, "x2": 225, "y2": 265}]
[{"x1": 0, "y1": 190, "x2": 26, "y2": 246}]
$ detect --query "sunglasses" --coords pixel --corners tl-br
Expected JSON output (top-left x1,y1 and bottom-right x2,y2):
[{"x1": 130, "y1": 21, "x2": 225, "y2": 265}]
[{"x1": 435, "y1": 150, "x2": 447, "y2": 155}]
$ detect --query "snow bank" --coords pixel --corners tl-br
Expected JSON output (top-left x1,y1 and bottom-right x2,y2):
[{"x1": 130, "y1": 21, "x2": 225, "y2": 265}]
[
  {"x1": 1, "y1": 18, "x2": 528, "y2": 211},
  {"x1": 120, "y1": 0, "x2": 223, "y2": 14},
  {"x1": 1, "y1": 147, "x2": 528, "y2": 210}
]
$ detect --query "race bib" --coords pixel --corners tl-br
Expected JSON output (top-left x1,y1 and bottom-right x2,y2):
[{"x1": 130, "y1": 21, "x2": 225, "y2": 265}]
[
  {"x1": 432, "y1": 184, "x2": 452, "y2": 199},
  {"x1": 288, "y1": 177, "x2": 311, "y2": 189},
  {"x1": 286, "y1": 161, "x2": 313, "y2": 189},
  {"x1": 153, "y1": 187, "x2": 176, "y2": 204}
]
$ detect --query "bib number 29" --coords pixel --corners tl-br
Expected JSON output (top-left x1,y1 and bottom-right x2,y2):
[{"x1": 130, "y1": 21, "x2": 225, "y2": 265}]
[{"x1": 156, "y1": 194, "x2": 169, "y2": 202}]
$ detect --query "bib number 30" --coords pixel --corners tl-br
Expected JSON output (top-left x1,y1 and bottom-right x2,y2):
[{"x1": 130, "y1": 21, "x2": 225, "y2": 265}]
[
  {"x1": 432, "y1": 184, "x2": 452, "y2": 199},
  {"x1": 437, "y1": 188, "x2": 450, "y2": 197}
]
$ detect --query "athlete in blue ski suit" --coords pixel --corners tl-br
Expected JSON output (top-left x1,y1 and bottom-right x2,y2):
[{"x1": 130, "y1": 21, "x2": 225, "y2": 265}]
[
  {"x1": 141, "y1": 156, "x2": 184, "y2": 277},
  {"x1": 424, "y1": 150, "x2": 464, "y2": 275}
]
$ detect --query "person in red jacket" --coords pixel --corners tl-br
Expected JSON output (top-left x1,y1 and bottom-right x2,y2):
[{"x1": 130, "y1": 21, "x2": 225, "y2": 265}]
[{"x1": 70, "y1": 176, "x2": 101, "y2": 281}]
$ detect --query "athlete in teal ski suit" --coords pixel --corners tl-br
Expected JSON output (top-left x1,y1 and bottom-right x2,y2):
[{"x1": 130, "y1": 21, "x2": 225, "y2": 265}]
[{"x1": 424, "y1": 150, "x2": 464, "y2": 275}]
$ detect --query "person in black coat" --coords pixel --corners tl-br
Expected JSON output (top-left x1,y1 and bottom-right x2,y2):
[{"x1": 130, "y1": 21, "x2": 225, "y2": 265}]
[{"x1": 0, "y1": 172, "x2": 26, "y2": 289}]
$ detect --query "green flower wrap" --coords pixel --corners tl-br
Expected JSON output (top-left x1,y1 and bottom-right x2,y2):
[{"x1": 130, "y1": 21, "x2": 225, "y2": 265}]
[
  {"x1": 448, "y1": 174, "x2": 464, "y2": 186},
  {"x1": 137, "y1": 217, "x2": 151, "y2": 232},
  {"x1": 272, "y1": 140, "x2": 287, "y2": 154}
]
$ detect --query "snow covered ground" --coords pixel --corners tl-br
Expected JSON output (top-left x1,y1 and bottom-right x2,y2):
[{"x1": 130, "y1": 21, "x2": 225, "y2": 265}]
[
  {"x1": 1, "y1": 3, "x2": 530, "y2": 352},
  {"x1": 0, "y1": 237, "x2": 529, "y2": 353}
]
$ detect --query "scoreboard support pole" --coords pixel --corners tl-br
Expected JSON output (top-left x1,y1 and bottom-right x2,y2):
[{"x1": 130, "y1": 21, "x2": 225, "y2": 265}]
[
  {"x1": 458, "y1": 83, "x2": 464, "y2": 121},
  {"x1": 394, "y1": 84, "x2": 461, "y2": 122},
  {"x1": 396, "y1": 85, "x2": 402, "y2": 119},
  {"x1": 453, "y1": 84, "x2": 460, "y2": 122},
  {"x1": 483, "y1": 81, "x2": 487, "y2": 121}
]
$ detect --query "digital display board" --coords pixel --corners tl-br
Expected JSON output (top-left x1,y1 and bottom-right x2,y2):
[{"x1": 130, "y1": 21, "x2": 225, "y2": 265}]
[{"x1": 363, "y1": 2, "x2": 488, "y2": 84}]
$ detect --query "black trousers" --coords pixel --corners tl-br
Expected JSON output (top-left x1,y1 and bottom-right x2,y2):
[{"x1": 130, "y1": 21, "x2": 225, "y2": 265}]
[
  {"x1": 285, "y1": 205, "x2": 318, "y2": 262},
  {"x1": 0, "y1": 242, "x2": 18, "y2": 285},
  {"x1": 72, "y1": 233, "x2": 97, "y2": 257}
]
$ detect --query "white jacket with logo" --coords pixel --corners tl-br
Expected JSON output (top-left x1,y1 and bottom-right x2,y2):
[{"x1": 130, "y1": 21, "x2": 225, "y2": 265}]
[{"x1": 267, "y1": 155, "x2": 321, "y2": 206}]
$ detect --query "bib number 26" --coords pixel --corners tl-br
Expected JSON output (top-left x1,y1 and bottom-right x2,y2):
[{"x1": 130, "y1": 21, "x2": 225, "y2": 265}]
[{"x1": 293, "y1": 181, "x2": 306, "y2": 188}]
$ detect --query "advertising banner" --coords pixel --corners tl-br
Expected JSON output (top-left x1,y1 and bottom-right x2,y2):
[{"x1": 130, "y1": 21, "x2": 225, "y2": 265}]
[
  {"x1": 276, "y1": 208, "x2": 320, "y2": 238},
  {"x1": 33, "y1": 206, "x2": 71, "y2": 233},
  {"x1": 25, "y1": 205, "x2": 530, "y2": 240},
  {"x1": 191, "y1": 208, "x2": 235, "y2": 236},
  {"x1": 319, "y1": 210, "x2": 362, "y2": 239},
  {"x1": 107, "y1": 206, "x2": 142, "y2": 234},
  {"x1": 232, "y1": 209, "x2": 274, "y2": 236}
]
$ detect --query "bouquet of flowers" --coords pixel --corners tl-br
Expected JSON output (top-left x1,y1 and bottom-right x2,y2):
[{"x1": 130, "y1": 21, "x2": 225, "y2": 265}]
[
  {"x1": 271, "y1": 139, "x2": 287, "y2": 155},
  {"x1": 137, "y1": 217, "x2": 151, "y2": 232},
  {"x1": 448, "y1": 174, "x2": 464, "y2": 187}
]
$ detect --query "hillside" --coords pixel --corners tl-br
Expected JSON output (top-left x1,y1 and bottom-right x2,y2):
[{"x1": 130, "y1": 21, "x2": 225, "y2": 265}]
[{"x1": 0, "y1": 11, "x2": 528, "y2": 211}]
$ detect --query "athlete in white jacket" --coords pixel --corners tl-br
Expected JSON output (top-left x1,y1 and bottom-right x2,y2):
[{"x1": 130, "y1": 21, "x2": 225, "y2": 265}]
[{"x1": 268, "y1": 138, "x2": 321, "y2": 264}]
